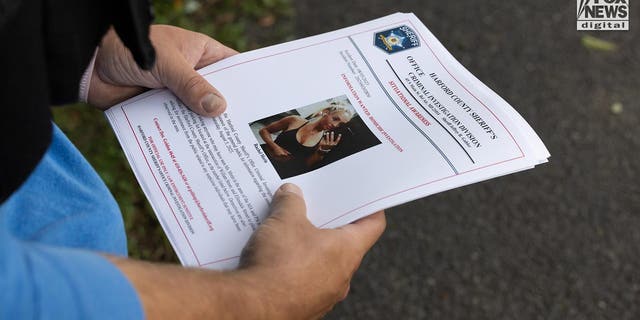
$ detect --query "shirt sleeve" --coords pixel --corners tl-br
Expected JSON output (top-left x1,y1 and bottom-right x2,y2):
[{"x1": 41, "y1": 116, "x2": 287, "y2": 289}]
[
  {"x1": 0, "y1": 218, "x2": 144, "y2": 319},
  {"x1": 0, "y1": 123, "x2": 144, "y2": 319}
]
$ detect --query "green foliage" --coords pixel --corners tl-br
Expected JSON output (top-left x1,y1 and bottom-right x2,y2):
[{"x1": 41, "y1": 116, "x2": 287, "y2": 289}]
[
  {"x1": 153, "y1": 0, "x2": 293, "y2": 51},
  {"x1": 53, "y1": 0, "x2": 292, "y2": 262}
]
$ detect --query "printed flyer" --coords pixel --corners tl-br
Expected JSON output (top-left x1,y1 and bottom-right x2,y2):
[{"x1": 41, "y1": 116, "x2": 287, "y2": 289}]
[{"x1": 106, "y1": 13, "x2": 550, "y2": 269}]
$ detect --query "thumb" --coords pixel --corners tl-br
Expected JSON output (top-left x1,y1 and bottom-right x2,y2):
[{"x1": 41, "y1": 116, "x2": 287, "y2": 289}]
[
  {"x1": 159, "y1": 57, "x2": 227, "y2": 117},
  {"x1": 338, "y1": 211, "x2": 386, "y2": 253},
  {"x1": 238, "y1": 183, "x2": 309, "y2": 267},
  {"x1": 267, "y1": 184, "x2": 309, "y2": 224}
]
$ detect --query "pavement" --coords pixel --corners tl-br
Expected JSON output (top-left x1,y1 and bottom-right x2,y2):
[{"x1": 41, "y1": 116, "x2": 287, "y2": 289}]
[{"x1": 292, "y1": 1, "x2": 640, "y2": 319}]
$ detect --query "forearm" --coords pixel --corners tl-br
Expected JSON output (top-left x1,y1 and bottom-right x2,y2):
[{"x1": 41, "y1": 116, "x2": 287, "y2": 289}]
[
  {"x1": 259, "y1": 128, "x2": 287, "y2": 156},
  {"x1": 108, "y1": 257, "x2": 268, "y2": 320},
  {"x1": 259, "y1": 128, "x2": 279, "y2": 149}
]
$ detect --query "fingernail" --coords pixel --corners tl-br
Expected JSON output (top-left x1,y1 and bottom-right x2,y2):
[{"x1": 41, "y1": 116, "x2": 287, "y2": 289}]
[
  {"x1": 202, "y1": 93, "x2": 222, "y2": 113},
  {"x1": 278, "y1": 183, "x2": 303, "y2": 196}
]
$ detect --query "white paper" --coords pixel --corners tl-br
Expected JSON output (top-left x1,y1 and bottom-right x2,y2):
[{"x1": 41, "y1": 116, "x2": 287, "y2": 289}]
[{"x1": 106, "y1": 13, "x2": 549, "y2": 269}]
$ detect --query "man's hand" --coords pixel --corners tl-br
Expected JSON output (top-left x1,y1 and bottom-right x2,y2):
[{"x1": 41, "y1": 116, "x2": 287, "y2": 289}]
[
  {"x1": 88, "y1": 25, "x2": 237, "y2": 116},
  {"x1": 110, "y1": 184, "x2": 385, "y2": 319},
  {"x1": 238, "y1": 183, "x2": 386, "y2": 319}
]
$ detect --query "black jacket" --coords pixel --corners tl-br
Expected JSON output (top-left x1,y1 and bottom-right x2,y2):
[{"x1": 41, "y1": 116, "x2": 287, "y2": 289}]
[{"x1": 0, "y1": 0, "x2": 155, "y2": 201}]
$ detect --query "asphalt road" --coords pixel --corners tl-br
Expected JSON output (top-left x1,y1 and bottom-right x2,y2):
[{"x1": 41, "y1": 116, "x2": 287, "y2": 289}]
[{"x1": 293, "y1": 1, "x2": 640, "y2": 319}]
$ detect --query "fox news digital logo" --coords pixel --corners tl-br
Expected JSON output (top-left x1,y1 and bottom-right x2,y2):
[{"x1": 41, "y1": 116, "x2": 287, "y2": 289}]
[{"x1": 577, "y1": 0, "x2": 629, "y2": 30}]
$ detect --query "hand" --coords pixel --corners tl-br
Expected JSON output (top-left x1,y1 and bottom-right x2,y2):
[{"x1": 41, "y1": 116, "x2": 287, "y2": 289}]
[
  {"x1": 317, "y1": 131, "x2": 342, "y2": 153},
  {"x1": 269, "y1": 144, "x2": 292, "y2": 160},
  {"x1": 88, "y1": 25, "x2": 237, "y2": 116},
  {"x1": 110, "y1": 183, "x2": 385, "y2": 319},
  {"x1": 239, "y1": 183, "x2": 386, "y2": 319}
]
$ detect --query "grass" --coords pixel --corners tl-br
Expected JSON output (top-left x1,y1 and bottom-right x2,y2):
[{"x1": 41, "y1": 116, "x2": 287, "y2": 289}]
[{"x1": 52, "y1": 0, "x2": 292, "y2": 262}]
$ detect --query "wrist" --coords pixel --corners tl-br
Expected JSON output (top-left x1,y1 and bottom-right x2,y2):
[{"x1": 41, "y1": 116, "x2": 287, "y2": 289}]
[
  {"x1": 109, "y1": 256, "x2": 273, "y2": 319},
  {"x1": 231, "y1": 269, "x2": 286, "y2": 320},
  {"x1": 266, "y1": 141, "x2": 280, "y2": 150}
]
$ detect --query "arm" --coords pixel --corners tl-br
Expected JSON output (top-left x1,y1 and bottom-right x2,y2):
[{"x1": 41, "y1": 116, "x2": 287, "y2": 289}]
[
  {"x1": 106, "y1": 257, "x2": 260, "y2": 319},
  {"x1": 111, "y1": 184, "x2": 386, "y2": 319},
  {"x1": 1, "y1": 183, "x2": 385, "y2": 319},
  {"x1": 258, "y1": 116, "x2": 297, "y2": 159},
  {"x1": 0, "y1": 217, "x2": 143, "y2": 319}
]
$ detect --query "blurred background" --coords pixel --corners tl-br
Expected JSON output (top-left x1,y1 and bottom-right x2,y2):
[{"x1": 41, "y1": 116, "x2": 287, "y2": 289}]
[{"x1": 53, "y1": 1, "x2": 639, "y2": 319}]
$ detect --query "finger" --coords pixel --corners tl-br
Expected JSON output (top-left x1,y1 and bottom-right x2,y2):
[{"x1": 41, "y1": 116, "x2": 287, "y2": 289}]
[
  {"x1": 338, "y1": 211, "x2": 386, "y2": 253},
  {"x1": 158, "y1": 54, "x2": 227, "y2": 117},
  {"x1": 335, "y1": 134, "x2": 342, "y2": 145},
  {"x1": 88, "y1": 75, "x2": 146, "y2": 109},
  {"x1": 267, "y1": 184, "x2": 309, "y2": 224},
  {"x1": 195, "y1": 37, "x2": 239, "y2": 69}
]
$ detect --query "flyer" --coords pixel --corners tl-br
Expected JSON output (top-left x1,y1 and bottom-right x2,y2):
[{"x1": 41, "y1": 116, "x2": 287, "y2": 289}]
[{"x1": 106, "y1": 13, "x2": 550, "y2": 269}]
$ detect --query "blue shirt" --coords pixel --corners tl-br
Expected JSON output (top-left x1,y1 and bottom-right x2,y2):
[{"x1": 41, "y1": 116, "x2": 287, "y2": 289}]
[{"x1": 1, "y1": 124, "x2": 143, "y2": 319}]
